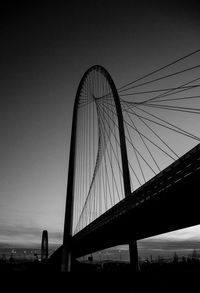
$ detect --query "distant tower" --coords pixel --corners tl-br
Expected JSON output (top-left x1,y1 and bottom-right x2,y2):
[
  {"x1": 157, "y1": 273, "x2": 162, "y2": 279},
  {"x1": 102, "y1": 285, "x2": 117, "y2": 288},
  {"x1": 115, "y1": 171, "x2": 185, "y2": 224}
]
[{"x1": 41, "y1": 230, "x2": 48, "y2": 260}]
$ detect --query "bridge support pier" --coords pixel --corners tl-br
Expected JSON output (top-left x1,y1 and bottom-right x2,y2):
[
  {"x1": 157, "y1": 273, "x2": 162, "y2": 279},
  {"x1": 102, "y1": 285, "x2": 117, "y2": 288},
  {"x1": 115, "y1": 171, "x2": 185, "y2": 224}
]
[
  {"x1": 129, "y1": 240, "x2": 140, "y2": 272},
  {"x1": 61, "y1": 236, "x2": 72, "y2": 272}
]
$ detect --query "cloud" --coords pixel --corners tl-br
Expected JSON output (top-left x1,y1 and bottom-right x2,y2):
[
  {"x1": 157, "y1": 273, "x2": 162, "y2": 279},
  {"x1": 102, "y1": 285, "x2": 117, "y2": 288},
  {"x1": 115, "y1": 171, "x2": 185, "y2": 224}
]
[
  {"x1": 0, "y1": 223, "x2": 62, "y2": 247},
  {"x1": 136, "y1": 238, "x2": 200, "y2": 259},
  {"x1": 148, "y1": 225, "x2": 200, "y2": 241},
  {"x1": 139, "y1": 238, "x2": 200, "y2": 251}
]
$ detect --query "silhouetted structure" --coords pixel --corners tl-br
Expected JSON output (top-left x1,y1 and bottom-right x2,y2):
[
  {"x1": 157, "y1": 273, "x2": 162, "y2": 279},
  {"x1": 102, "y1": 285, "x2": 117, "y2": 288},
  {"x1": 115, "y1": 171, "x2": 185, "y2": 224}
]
[
  {"x1": 53, "y1": 61, "x2": 200, "y2": 272},
  {"x1": 41, "y1": 230, "x2": 48, "y2": 260},
  {"x1": 61, "y1": 65, "x2": 139, "y2": 272}
]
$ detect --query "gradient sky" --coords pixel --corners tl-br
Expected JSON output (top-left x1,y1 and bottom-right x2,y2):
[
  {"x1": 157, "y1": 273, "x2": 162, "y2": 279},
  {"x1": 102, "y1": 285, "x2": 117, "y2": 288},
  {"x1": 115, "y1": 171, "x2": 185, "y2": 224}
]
[{"x1": 1, "y1": 1, "x2": 200, "y2": 247}]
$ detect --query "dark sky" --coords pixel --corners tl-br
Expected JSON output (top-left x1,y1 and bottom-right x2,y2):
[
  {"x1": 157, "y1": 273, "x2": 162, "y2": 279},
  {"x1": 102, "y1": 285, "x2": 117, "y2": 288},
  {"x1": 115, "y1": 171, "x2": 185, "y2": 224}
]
[{"x1": 1, "y1": 1, "x2": 200, "y2": 246}]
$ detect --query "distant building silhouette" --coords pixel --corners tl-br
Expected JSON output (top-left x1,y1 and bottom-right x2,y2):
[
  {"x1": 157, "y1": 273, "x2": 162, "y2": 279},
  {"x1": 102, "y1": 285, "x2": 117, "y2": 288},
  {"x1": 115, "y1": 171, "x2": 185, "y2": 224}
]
[{"x1": 41, "y1": 230, "x2": 48, "y2": 260}]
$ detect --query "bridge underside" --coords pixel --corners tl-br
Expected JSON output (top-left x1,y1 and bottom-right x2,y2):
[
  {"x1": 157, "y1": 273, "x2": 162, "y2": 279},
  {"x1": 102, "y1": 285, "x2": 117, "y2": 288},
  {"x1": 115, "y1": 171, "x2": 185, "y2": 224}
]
[
  {"x1": 72, "y1": 167, "x2": 200, "y2": 257},
  {"x1": 51, "y1": 165, "x2": 200, "y2": 263}
]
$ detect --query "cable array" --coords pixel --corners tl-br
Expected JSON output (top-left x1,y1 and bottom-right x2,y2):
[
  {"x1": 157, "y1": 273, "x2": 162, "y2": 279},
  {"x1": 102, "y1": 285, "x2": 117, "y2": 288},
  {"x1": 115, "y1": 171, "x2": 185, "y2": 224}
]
[
  {"x1": 73, "y1": 67, "x2": 124, "y2": 234},
  {"x1": 73, "y1": 49, "x2": 200, "y2": 234}
]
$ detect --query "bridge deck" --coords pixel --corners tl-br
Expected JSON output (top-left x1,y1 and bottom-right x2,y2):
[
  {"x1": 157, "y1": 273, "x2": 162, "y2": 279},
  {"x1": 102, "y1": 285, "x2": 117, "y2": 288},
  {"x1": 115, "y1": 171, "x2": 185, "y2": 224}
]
[{"x1": 51, "y1": 143, "x2": 200, "y2": 259}]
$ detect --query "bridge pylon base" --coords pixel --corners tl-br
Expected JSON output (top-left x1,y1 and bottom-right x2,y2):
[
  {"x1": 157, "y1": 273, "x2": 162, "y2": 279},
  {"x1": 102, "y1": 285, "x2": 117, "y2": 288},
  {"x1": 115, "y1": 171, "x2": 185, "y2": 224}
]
[{"x1": 129, "y1": 240, "x2": 140, "y2": 272}]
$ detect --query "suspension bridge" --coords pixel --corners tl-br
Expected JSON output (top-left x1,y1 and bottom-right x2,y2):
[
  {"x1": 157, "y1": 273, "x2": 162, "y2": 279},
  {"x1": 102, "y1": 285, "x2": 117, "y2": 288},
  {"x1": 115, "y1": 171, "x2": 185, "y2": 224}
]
[{"x1": 49, "y1": 49, "x2": 200, "y2": 272}]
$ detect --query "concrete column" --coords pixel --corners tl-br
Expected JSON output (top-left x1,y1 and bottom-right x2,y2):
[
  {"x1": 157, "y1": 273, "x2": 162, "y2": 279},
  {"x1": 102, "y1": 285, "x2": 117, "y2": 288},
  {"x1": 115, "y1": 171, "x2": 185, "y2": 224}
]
[{"x1": 129, "y1": 240, "x2": 140, "y2": 271}]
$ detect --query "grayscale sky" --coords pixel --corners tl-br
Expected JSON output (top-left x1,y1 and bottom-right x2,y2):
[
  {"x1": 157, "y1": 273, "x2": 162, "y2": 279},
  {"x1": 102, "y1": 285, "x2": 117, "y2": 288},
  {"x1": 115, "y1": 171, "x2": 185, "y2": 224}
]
[{"x1": 1, "y1": 1, "x2": 200, "y2": 246}]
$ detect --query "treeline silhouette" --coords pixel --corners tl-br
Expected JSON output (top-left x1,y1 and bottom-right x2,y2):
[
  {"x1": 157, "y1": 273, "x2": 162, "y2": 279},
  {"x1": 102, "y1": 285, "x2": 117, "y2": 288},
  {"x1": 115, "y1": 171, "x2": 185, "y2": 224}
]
[{"x1": 1, "y1": 249, "x2": 200, "y2": 273}]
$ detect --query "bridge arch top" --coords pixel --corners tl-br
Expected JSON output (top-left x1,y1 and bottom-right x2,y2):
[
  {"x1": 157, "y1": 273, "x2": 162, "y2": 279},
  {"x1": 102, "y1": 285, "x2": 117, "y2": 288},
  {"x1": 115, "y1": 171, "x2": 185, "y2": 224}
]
[{"x1": 74, "y1": 64, "x2": 118, "y2": 102}]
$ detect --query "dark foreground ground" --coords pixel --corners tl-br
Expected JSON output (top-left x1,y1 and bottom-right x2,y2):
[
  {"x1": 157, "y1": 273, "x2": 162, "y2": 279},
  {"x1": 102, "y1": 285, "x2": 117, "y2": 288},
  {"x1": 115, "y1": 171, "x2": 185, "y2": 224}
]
[
  {"x1": 2, "y1": 256, "x2": 200, "y2": 272},
  {"x1": 1, "y1": 257, "x2": 200, "y2": 273},
  {"x1": 1, "y1": 258, "x2": 200, "y2": 291}
]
